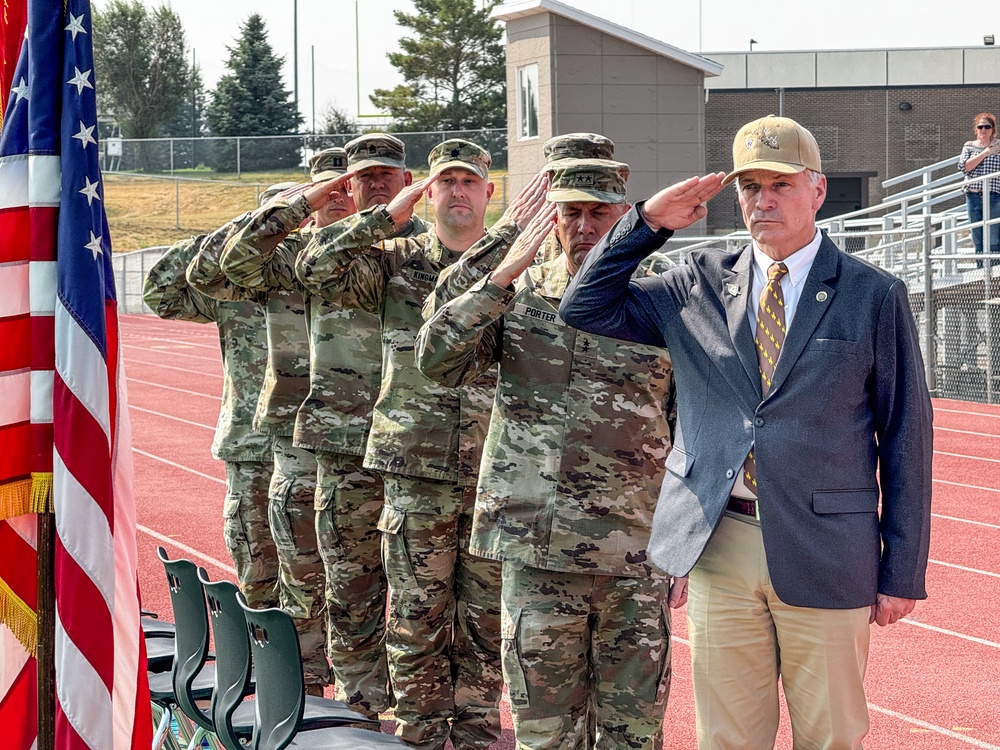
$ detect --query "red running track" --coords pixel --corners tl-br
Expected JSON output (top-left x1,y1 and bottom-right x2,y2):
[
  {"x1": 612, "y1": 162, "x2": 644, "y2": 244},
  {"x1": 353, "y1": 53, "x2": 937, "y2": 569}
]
[{"x1": 123, "y1": 314, "x2": 1000, "y2": 749}]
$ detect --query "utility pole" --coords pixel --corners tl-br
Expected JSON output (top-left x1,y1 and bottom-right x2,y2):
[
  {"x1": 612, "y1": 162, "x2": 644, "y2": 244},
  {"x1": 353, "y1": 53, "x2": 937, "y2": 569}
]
[
  {"x1": 293, "y1": 0, "x2": 299, "y2": 115},
  {"x1": 311, "y1": 45, "x2": 316, "y2": 134}
]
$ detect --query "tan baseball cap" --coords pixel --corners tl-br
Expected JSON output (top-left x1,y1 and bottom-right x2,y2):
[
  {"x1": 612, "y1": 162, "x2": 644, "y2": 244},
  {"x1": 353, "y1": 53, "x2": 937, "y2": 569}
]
[
  {"x1": 309, "y1": 147, "x2": 349, "y2": 182},
  {"x1": 345, "y1": 133, "x2": 406, "y2": 172},
  {"x1": 723, "y1": 115, "x2": 822, "y2": 186},
  {"x1": 545, "y1": 158, "x2": 629, "y2": 204},
  {"x1": 428, "y1": 139, "x2": 492, "y2": 179}
]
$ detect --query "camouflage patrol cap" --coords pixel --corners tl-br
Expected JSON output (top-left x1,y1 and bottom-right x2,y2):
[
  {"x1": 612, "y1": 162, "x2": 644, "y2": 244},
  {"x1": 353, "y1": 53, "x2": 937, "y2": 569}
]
[
  {"x1": 259, "y1": 182, "x2": 298, "y2": 206},
  {"x1": 543, "y1": 133, "x2": 615, "y2": 163},
  {"x1": 309, "y1": 147, "x2": 349, "y2": 182},
  {"x1": 428, "y1": 139, "x2": 492, "y2": 179},
  {"x1": 344, "y1": 133, "x2": 406, "y2": 172},
  {"x1": 546, "y1": 159, "x2": 629, "y2": 204}
]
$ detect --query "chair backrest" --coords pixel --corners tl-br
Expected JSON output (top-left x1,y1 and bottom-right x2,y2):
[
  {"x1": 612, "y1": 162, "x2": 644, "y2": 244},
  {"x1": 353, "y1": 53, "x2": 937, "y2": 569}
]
[
  {"x1": 198, "y1": 568, "x2": 254, "y2": 750},
  {"x1": 156, "y1": 546, "x2": 213, "y2": 732},
  {"x1": 238, "y1": 595, "x2": 306, "y2": 750}
]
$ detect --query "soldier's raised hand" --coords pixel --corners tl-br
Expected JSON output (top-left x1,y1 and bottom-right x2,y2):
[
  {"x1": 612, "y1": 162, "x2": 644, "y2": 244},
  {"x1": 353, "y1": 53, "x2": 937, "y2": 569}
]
[
  {"x1": 385, "y1": 173, "x2": 440, "y2": 227},
  {"x1": 640, "y1": 173, "x2": 727, "y2": 232},
  {"x1": 302, "y1": 171, "x2": 357, "y2": 213},
  {"x1": 491, "y1": 203, "x2": 557, "y2": 289},
  {"x1": 499, "y1": 170, "x2": 550, "y2": 230}
]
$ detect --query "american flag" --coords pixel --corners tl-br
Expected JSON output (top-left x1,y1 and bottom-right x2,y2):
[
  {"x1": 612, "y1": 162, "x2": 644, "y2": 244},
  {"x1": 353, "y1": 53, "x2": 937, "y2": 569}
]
[{"x1": 0, "y1": 1, "x2": 151, "y2": 748}]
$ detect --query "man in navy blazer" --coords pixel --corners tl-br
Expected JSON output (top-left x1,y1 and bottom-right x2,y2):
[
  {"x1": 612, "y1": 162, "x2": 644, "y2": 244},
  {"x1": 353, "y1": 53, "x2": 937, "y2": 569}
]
[{"x1": 559, "y1": 115, "x2": 933, "y2": 750}]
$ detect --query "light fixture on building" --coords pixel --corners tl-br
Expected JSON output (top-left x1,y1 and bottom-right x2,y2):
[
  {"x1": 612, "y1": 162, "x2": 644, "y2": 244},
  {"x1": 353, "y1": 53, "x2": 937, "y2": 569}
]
[
  {"x1": 899, "y1": 101, "x2": 913, "y2": 111},
  {"x1": 749, "y1": 39, "x2": 758, "y2": 51},
  {"x1": 985, "y1": 35, "x2": 995, "y2": 45}
]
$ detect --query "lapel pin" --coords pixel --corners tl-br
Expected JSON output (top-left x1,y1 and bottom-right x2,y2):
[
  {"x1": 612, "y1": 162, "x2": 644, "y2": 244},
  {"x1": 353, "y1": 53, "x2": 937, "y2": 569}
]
[
  {"x1": 816, "y1": 291, "x2": 828, "y2": 302},
  {"x1": 725, "y1": 283, "x2": 741, "y2": 297}
]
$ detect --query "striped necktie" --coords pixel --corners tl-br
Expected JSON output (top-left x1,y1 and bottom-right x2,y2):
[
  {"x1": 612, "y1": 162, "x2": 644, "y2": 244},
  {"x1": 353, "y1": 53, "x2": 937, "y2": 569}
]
[{"x1": 743, "y1": 262, "x2": 789, "y2": 494}]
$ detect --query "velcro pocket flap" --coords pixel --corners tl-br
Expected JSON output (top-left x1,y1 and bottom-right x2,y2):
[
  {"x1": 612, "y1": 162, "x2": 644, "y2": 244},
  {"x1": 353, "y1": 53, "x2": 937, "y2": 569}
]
[{"x1": 377, "y1": 504, "x2": 405, "y2": 534}]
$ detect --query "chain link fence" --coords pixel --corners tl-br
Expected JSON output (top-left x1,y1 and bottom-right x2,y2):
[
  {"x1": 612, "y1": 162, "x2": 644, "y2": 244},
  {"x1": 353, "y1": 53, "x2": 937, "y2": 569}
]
[
  {"x1": 105, "y1": 129, "x2": 509, "y2": 176},
  {"x1": 113, "y1": 246, "x2": 167, "y2": 315}
]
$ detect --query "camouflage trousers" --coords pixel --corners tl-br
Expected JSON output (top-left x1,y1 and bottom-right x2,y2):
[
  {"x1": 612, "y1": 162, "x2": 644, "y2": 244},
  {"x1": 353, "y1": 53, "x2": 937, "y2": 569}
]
[
  {"x1": 269, "y1": 436, "x2": 329, "y2": 686},
  {"x1": 222, "y1": 460, "x2": 279, "y2": 609},
  {"x1": 315, "y1": 450, "x2": 388, "y2": 718},
  {"x1": 501, "y1": 563, "x2": 673, "y2": 750},
  {"x1": 378, "y1": 474, "x2": 503, "y2": 750}
]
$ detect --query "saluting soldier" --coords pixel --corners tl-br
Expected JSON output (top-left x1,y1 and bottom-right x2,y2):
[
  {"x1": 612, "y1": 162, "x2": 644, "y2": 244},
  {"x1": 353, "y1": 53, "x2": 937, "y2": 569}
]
[
  {"x1": 142, "y1": 185, "x2": 295, "y2": 611},
  {"x1": 416, "y1": 157, "x2": 687, "y2": 749},
  {"x1": 296, "y1": 140, "x2": 548, "y2": 750}
]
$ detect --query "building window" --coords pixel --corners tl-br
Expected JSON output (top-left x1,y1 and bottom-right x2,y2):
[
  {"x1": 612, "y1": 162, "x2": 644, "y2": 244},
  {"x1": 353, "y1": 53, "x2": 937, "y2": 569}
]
[{"x1": 517, "y1": 64, "x2": 539, "y2": 140}]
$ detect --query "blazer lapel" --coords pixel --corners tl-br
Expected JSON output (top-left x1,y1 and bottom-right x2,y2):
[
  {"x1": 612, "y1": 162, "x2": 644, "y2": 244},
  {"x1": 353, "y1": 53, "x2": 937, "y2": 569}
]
[
  {"x1": 723, "y1": 246, "x2": 763, "y2": 402},
  {"x1": 768, "y1": 237, "x2": 840, "y2": 397}
]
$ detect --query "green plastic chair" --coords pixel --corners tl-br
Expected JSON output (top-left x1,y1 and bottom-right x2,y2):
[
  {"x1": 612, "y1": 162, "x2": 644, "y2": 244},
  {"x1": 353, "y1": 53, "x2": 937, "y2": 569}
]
[
  {"x1": 238, "y1": 596, "x2": 403, "y2": 750},
  {"x1": 151, "y1": 547, "x2": 221, "y2": 750}
]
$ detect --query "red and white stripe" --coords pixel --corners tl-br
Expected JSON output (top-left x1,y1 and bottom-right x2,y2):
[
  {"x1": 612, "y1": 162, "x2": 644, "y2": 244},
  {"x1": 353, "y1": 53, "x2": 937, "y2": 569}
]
[{"x1": 52, "y1": 295, "x2": 146, "y2": 749}]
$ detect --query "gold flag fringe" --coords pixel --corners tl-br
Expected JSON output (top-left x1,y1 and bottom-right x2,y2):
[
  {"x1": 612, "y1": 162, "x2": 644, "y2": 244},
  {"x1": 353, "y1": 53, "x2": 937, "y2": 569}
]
[
  {"x1": 30, "y1": 472, "x2": 53, "y2": 513},
  {"x1": 0, "y1": 577, "x2": 37, "y2": 656},
  {"x1": 0, "y1": 473, "x2": 53, "y2": 520}
]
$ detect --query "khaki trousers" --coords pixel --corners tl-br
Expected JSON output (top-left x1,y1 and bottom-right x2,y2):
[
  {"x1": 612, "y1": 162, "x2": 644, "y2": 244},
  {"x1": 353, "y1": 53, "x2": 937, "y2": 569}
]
[{"x1": 688, "y1": 515, "x2": 871, "y2": 750}]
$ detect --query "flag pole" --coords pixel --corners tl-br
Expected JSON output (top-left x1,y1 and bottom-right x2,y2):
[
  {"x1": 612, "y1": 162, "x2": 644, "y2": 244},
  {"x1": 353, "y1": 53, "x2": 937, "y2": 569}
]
[{"x1": 36, "y1": 512, "x2": 55, "y2": 750}]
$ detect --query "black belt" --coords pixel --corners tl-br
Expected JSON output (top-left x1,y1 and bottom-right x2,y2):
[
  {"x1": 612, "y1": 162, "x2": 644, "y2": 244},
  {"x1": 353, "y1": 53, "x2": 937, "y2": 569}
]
[{"x1": 727, "y1": 496, "x2": 757, "y2": 517}]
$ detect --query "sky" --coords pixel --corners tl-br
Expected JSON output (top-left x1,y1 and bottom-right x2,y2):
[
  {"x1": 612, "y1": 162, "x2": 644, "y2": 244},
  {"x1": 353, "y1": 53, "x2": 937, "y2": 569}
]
[{"x1": 107, "y1": 0, "x2": 1000, "y2": 130}]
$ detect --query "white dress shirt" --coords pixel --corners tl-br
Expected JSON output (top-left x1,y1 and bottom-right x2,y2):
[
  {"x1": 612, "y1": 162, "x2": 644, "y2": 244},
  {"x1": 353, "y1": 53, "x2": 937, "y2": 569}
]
[
  {"x1": 747, "y1": 228, "x2": 823, "y2": 333},
  {"x1": 731, "y1": 229, "x2": 823, "y2": 503}
]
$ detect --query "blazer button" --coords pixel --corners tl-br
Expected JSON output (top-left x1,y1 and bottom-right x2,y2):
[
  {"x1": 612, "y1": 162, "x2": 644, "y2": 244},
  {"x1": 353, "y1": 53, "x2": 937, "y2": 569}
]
[
  {"x1": 754, "y1": 417, "x2": 765, "y2": 427},
  {"x1": 726, "y1": 469, "x2": 735, "y2": 479}
]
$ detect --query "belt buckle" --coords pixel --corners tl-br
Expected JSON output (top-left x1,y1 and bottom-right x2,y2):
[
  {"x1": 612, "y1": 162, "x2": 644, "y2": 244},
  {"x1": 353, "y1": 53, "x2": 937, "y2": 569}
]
[{"x1": 727, "y1": 496, "x2": 758, "y2": 518}]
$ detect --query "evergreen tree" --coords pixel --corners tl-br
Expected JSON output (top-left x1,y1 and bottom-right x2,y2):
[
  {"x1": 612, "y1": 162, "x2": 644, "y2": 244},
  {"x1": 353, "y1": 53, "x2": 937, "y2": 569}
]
[
  {"x1": 206, "y1": 14, "x2": 304, "y2": 172},
  {"x1": 164, "y1": 64, "x2": 208, "y2": 169},
  {"x1": 93, "y1": 0, "x2": 190, "y2": 170},
  {"x1": 370, "y1": 0, "x2": 506, "y2": 132}
]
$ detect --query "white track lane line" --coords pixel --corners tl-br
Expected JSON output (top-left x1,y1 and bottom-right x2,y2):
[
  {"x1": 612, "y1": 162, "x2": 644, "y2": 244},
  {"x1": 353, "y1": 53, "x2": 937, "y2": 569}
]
[
  {"x1": 124, "y1": 342, "x2": 222, "y2": 364},
  {"x1": 126, "y1": 377, "x2": 222, "y2": 400},
  {"x1": 867, "y1": 705, "x2": 1000, "y2": 749},
  {"x1": 124, "y1": 357, "x2": 219, "y2": 377},
  {"x1": 669, "y1": 637, "x2": 1000, "y2": 747},
  {"x1": 932, "y1": 513, "x2": 1000, "y2": 530},
  {"x1": 132, "y1": 448, "x2": 225, "y2": 485},
  {"x1": 138, "y1": 336, "x2": 220, "y2": 352},
  {"x1": 129, "y1": 405, "x2": 215, "y2": 431},
  {"x1": 899, "y1": 619, "x2": 1000, "y2": 649},
  {"x1": 936, "y1": 407, "x2": 1000, "y2": 421},
  {"x1": 934, "y1": 479, "x2": 1000, "y2": 495},
  {"x1": 936, "y1": 450, "x2": 1000, "y2": 464},
  {"x1": 936, "y1": 426, "x2": 1000, "y2": 439},
  {"x1": 137, "y1": 524, "x2": 237, "y2": 576},
  {"x1": 929, "y1": 559, "x2": 1000, "y2": 579}
]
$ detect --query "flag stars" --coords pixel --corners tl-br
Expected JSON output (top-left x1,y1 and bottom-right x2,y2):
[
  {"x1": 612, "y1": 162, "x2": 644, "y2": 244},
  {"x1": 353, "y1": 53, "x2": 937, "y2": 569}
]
[
  {"x1": 67, "y1": 67, "x2": 93, "y2": 95},
  {"x1": 80, "y1": 176, "x2": 101, "y2": 205},
  {"x1": 65, "y1": 13, "x2": 88, "y2": 41},
  {"x1": 73, "y1": 121, "x2": 97, "y2": 149},
  {"x1": 84, "y1": 231, "x2": 103, "y2": 260},
  {"x1": 10, "y1": 77, "x2": 28, "y2": 103}
]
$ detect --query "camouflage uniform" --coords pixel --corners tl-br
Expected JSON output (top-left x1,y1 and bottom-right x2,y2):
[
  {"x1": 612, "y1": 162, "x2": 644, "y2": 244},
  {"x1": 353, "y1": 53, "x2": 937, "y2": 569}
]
[
  {"x1": 296, "y1": 140, "x2": 517, "y2": 750},
  {"x1": 416, "y1": 158, "x2": 678, "y2": 749},
  {"x1": 536, "y1": 133, "x2": 621, "y2": 265},
  {"x1": 142, "y1": 232, "x2": 278, "y2": 609},
  {"x1": 186, "y1": 202, "x2": 328, "y2": 687},
  {"x1": 222, "y1": 156, "x2": 431, "y2": 709}
]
